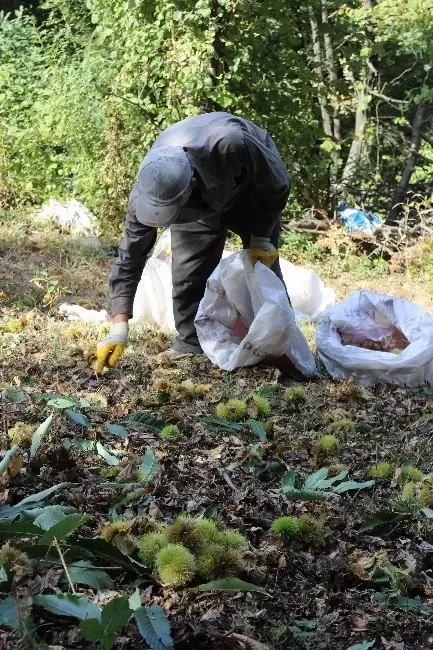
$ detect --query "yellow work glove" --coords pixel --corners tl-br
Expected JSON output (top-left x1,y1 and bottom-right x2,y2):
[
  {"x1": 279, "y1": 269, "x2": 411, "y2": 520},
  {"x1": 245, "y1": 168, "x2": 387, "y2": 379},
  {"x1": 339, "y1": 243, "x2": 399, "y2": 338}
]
[
  {"x1": 96, "y1": 322, "x2": 128, "y2": 374},
  {"x1": 249, "y1": 235, "x2": 278, "y2": 269}
]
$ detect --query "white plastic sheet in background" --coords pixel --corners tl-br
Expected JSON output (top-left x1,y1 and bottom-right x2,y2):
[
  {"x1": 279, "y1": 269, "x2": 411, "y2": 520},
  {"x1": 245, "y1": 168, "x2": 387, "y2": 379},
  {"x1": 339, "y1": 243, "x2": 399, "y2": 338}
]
[
  {"x1": 316, "y1": 290, "x2": 433, "y2": 387},
  {"x1": 36, "y1": 199, "x2": 100, "y2": 236},
  {"x1": 59, "y1": 303, "x2": 109, "y2": 324},
  {"x1": 132, "y1": 230, "x2": 335, "y2": 327},
  {"x1": 195, "y1": 251, "x2": 317, "y2": 375}
]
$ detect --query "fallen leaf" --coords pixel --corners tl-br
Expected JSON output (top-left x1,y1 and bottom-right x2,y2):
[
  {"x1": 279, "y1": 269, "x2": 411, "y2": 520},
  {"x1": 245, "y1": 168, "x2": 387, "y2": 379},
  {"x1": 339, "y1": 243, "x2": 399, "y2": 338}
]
[
  {"x1": 351, "y1": 616, "x2": 369, "y2": 632},
  {"x1": 1, "y1": 452, "x2": 22, "y2": 483},
  {"x1": 84, "y1": 392, "x2": 108, "y2": 408},
  {"x1": 232, "y1": 634, "x2": 269, "y2": 649}
]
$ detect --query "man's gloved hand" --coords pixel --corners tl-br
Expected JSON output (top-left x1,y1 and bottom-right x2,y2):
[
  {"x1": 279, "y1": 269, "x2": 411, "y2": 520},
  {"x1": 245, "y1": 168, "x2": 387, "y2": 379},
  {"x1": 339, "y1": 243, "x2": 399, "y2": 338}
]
[
  {"x1": 249, "y1": 235, "x2": 279, "y2": 268},
  {"x1": 96, "y1": 322, "x2": 129, "y2": 374}
]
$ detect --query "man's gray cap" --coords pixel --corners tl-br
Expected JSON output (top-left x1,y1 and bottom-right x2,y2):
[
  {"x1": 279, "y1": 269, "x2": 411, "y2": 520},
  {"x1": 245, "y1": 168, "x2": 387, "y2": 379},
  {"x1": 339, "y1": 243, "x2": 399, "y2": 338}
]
[{"x1": 135, "y1": 146, "x2": 193, "y2": 227}]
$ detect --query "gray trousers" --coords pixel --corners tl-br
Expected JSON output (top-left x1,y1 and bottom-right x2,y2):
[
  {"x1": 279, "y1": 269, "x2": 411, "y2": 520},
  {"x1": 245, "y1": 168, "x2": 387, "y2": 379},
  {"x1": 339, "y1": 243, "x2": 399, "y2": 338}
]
[{"x1": 170, "y1": 209, "x2": 285, "y2": 353}]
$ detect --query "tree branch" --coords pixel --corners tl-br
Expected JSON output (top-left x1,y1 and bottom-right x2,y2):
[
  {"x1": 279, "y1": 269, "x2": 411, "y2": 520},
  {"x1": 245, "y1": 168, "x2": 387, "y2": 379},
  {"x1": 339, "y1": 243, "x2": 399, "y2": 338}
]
[{"x1": 370, "y1": 90, "x2": 409, "y2": 105}]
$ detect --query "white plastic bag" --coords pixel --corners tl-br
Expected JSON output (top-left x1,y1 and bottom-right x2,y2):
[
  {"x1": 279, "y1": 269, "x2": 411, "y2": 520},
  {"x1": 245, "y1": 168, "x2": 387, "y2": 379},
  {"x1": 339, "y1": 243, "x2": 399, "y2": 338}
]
[
  {"x1": 195, "y1": 251, "x2": 317, "y2": 374},
  {"x1": 316, "y1": 290, "x2": 433, "y2": 386},
  {"x1": 132, "y1": 231, "x2": 176, "y2": 329},
  {"x1": 279, "y1": 258, "x2": 335, "y2": 320},
  {"x1": 132, "y1": 231, "x2": 335, "y2": 327}
]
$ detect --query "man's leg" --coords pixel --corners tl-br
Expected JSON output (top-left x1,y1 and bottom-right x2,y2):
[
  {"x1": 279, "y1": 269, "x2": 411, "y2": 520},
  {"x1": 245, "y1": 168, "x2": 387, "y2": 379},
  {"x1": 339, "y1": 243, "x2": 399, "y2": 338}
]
[{"x1": 170, "y1": 219, "x2": 228, "y2": 353}]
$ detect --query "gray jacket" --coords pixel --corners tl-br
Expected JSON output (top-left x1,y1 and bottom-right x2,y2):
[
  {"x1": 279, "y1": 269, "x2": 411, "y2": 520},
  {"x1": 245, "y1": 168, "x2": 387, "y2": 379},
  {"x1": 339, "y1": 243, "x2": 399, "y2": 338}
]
[{"x1": 110, "y1": 112, "x2": 290, "y2": 317}]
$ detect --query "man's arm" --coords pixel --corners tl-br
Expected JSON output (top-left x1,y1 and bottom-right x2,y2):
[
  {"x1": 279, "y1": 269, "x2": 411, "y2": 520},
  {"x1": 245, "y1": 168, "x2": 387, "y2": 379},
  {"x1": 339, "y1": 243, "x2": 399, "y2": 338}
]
[
  {"x1": 96, "y1": 185, "x2": 157, "y2": 374},
  {"x1": 109, "y1": 184, "x2": 158, "y2": 319},
  {"x1": 243, "y1": 133, "x2": 291, "y2": 238}
]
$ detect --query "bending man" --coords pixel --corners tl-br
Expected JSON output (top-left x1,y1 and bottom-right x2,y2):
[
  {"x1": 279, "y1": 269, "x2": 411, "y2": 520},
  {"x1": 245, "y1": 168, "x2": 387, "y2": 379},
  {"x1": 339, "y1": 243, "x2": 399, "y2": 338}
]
[{"x1": 96, "y1": 111, "x2": 291, "y2": 372}]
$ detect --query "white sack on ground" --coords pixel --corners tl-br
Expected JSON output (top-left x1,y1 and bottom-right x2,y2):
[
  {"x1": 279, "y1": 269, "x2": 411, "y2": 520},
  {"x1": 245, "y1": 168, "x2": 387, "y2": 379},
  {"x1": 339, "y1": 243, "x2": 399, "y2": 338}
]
[
  {"x1": 36, "y1": 199, "x2": 100, "y2": 236},
  {"x1": 316, "y1": 290, "x2": 433, "y2": 386},
  {"x1": 195, "y1": 251, "x2": 317, "y2": 375},
  {"x1": 132, "y1": 230, "x2": 335, "y2": 327},
  {"x1": 60, "y1": 230, "x2": 335, "y2": 331}
]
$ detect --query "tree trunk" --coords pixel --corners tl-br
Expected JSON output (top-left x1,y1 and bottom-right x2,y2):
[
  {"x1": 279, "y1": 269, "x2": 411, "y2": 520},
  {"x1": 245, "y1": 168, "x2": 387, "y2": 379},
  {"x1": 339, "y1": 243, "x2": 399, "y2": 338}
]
[
  {"x1": 341, "y1": 87, "x2": 369, "y2": 186},
  {"x1": 307, "y1": 4, "x2": 333, "y2": 140},
  {"x1": 341, "y1": 0, "x2": 376, "y2": 187},
  {"x1": 307, "y1": 3, "x2": 339, "y2": 195},
  {"x1": 321, "y1": 1, "x2": 341, "y2": 143},
  {"x1": 388, "y1": 103, "x2": 428, "y2": 223}
]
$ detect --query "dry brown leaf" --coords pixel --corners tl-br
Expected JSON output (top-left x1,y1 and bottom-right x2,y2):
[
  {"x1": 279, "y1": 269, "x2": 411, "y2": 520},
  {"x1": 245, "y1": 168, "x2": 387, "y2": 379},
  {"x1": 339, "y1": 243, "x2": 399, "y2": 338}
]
[
  {"x1": 278, "y1": 554, "x2": 287, "y2": 570},
  {"x1": 232, "y1": 634, "x2": 269, "y2": 650},
  {"x1": 1, "y1": 453, "x2": 22, "y2": 483},
  {"x1": 203, "y1": 445, "x2": 224, "y2": 460},
  {"x1": 351, "y1": 616, "x2": 369, "y2": 632},
  {"x1": 84, "y1": 392, "x2": 108, "y2": 407},
  {"x1": 0, "y1": 488, "x2": 9, "y2": 505},
  {"x1": 349, "y1": 553, "x2": 375, "y2": 581}
]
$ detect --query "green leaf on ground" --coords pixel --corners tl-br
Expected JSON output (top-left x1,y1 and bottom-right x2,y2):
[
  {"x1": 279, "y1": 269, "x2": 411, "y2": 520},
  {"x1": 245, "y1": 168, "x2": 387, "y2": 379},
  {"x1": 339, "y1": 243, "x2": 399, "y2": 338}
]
[
  {"x1": 3, "y1": 388, "x2": 25, "y2": 403},
  {"x1": 246, "y1": 419, "x2": 267, "y2": 441},
  {"x1": 0, "y1": 594, "x2": 32, "y2": 634},
  {"x1": 40, "y1": 513, "x2": 89, "y2": 545},
  {"x1": 75, "y1": 538, "x2": 150, "y2": 574},
  {"x1": 105, "y1": 423, "x2": 128, "y2": 439},
  {"x1": 333, "y1": 480, "x2": 375, "y2": 494},
  {"x1": 128, "y1": 588, "x2": 141, "y2": 612},
  {"x1": 18, "y1": 483, "x2": 67, "y2": 506},
  {"x1": 281, "y1": 469, "x2": 374, "y2": 502},
  {"x1": 374, "y1": 593, "x2": 433, "y2": 614},
  {"x1": 30, "y1": 412, "x2": 54, "y2": 457},
  {"x1": 80, "y1": 596, "x2": 130, "y2": 650},
  {"x1": 65, "y1": 409, "x2": 91, "y2": 428},
  {"x1": 303, "y1": 467, "x2": 329, "y2": 490},
  {"x1": 96, "y1": 442, "x2": 119, "y2": 466},
  {"x1": 101, "y1": 596, "x2": 131, "y2": 635},
  {"x1": 34, "y1": 506, "x2": 75, "y2": 529},
  {"x1": 0, "y1": 521, "x2": 44, "y2": 538},
  {"x1": 282, "y1": 488, "x2": 332, "y2": 502},
  {"x1": 47, "y1": 397, "x2": 77, "y2": 409},
  {"x1": 282, "y1": 469, "x2": 296, "y2": 489},
  {"x1": 201, "y1": 416, "x2": 244, "y2": 432},
  {"x1": 0, "y1": 595, "x2": 19, "y2": 630},
  {"x1": 34, "y1": 593, "x2": 101, "y2": 621},
  {"x1": 124, "y1": 411, "x2": 165, "y2": 433},
  {"x1": 359, "y1": 510, "x2": 409, "y2": 533},
  {"x1": 139, "y1": 448, "x2": 160, "y2": 484},
  {"x1": 63, "y1": 438, "x2": 95, "y2": 451},
  {"x1": 67, "y1": 560, "x2": 113, "y2": 589},
  {"x1": 0, "y1": 484, "x2": 67, "y2": 522},
  {"x1": 191, "y1": 578, "x2": 267, "y2": 594},
  {"x1": 80, "y1": 618, "x2": 103, "y2": 642},
  {"x1": 256, "y1": 384, "x2": 281, "y2": 402},
  {"x1": 135, "y1": 604, "x2": 174, "y2": 650}
]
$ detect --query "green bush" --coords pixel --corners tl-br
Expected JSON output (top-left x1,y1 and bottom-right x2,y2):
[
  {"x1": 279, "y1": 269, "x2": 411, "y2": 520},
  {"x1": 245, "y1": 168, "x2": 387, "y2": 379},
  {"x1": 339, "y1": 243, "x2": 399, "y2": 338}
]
[{"x1": 0, "y1": 1, "x2": 320, "y2": 233}]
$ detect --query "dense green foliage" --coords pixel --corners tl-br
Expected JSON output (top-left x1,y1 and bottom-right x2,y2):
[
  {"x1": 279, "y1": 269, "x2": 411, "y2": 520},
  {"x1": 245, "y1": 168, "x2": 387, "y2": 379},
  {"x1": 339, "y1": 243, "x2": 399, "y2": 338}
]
[{"x1": 0, "y1": 1, "x2": 432, "y2": 233}]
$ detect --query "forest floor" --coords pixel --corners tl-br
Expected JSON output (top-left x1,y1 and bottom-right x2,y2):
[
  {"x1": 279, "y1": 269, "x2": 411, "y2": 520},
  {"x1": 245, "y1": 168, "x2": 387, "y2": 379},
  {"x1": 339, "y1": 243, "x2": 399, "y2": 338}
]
[{"x1": 2, "y1": 211, "x2": 433, "y2": 650}]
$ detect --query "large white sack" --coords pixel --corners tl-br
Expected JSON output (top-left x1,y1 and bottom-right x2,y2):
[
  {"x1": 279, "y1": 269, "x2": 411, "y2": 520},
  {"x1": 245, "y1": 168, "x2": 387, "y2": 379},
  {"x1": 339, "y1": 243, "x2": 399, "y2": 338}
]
[
  {"x1": 132, "y1": 230, "x2": 335, "y2": 326},
  {"x1": 316, "y1": 290, "x2": 433, "y2": 386},
  {"x1": 279, "y1": 258, "x2": 335, "y2": 320},
  {"x1": 195, "y1": 251, "x2": 317, "y2": 375}
]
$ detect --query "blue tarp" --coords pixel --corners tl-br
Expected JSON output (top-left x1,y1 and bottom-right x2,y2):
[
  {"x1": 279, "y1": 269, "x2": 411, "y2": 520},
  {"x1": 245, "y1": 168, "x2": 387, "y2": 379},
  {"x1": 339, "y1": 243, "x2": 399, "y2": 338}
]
[{"x1": 338, "y1": 204, "x2": 382, "y2": 233}]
